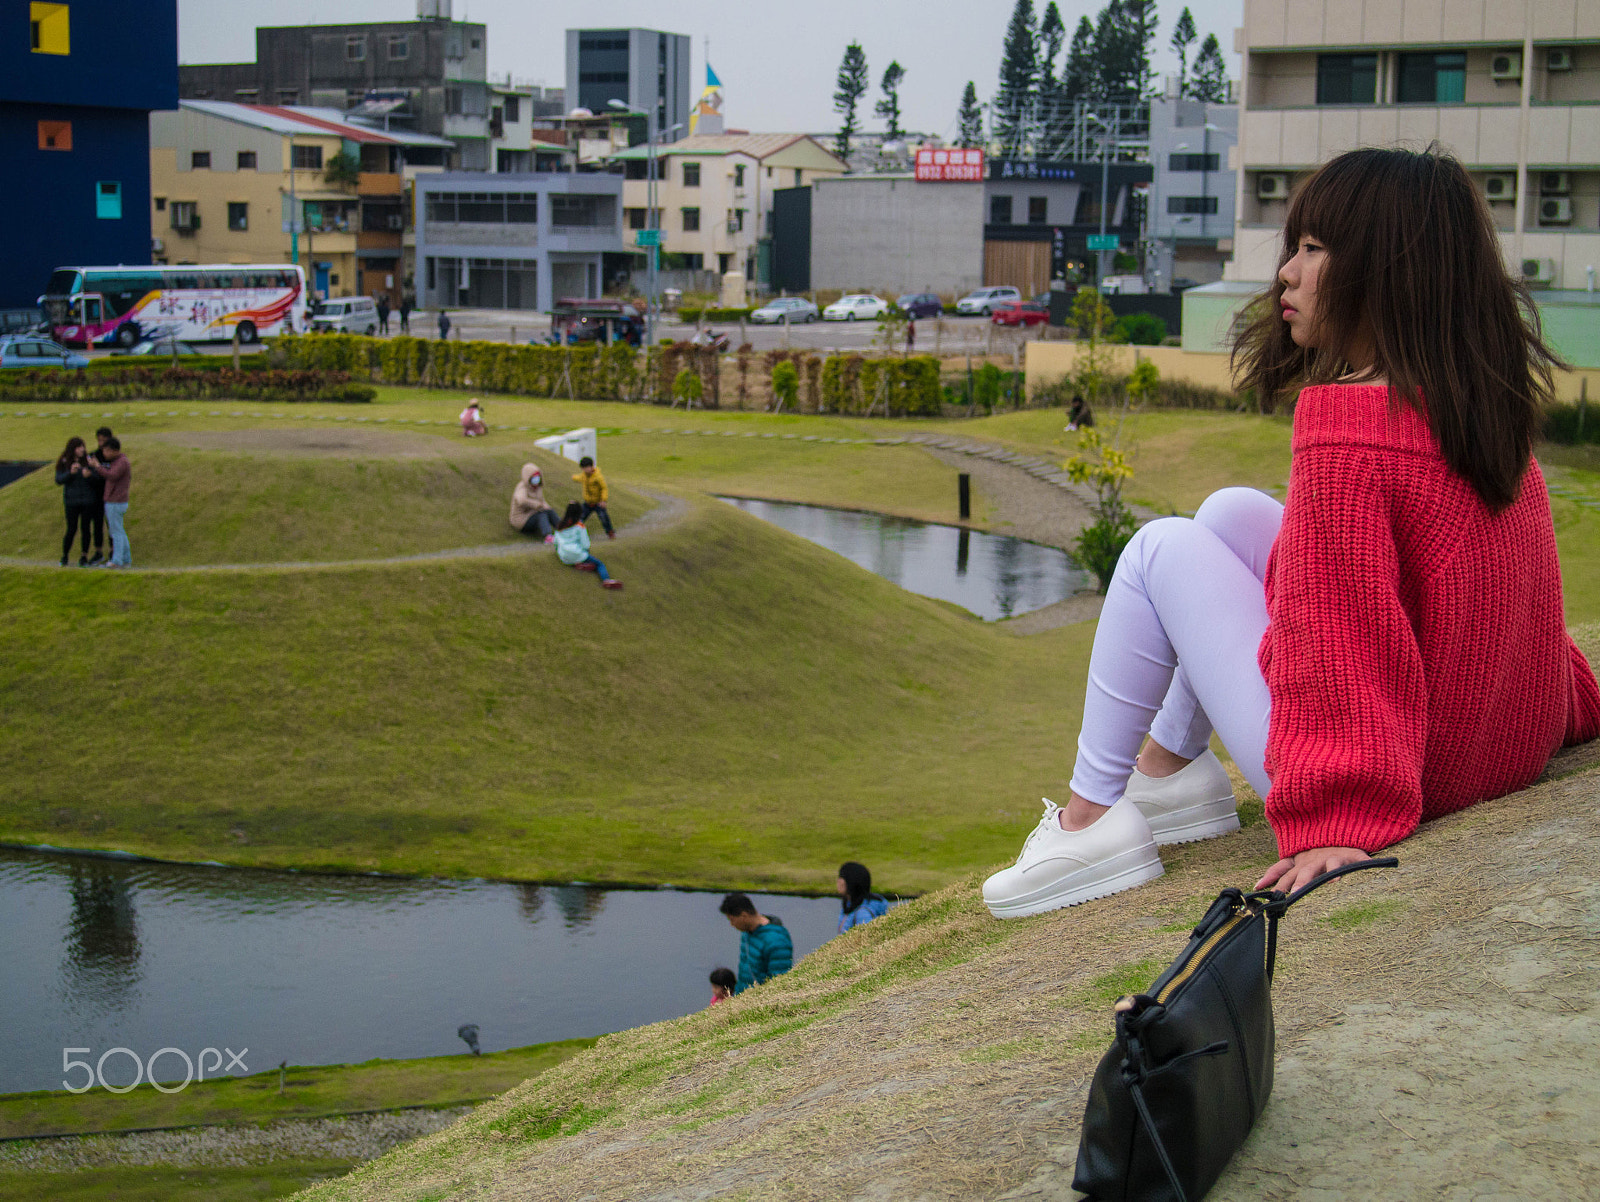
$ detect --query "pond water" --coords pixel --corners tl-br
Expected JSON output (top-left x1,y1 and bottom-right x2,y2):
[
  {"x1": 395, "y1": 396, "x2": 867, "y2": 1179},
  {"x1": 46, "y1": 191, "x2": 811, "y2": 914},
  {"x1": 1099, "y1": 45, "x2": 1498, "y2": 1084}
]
[
  {"x1": 718, "y1": 497, "x2": 1093, "y2": 621},
  {"x1": 0, "y1": 847, "x2": 851, "y2": 1095}
]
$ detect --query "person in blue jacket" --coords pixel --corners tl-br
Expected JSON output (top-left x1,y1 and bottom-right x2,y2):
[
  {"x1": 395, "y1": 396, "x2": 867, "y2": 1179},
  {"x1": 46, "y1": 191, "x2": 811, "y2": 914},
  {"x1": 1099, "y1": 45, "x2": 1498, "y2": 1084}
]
[
  {"x1": 836, "y1": 861, "x2": 890, "y2": 933},
  {"x1": 719, "y1": 893, "x2": 793, "y2": 993}
]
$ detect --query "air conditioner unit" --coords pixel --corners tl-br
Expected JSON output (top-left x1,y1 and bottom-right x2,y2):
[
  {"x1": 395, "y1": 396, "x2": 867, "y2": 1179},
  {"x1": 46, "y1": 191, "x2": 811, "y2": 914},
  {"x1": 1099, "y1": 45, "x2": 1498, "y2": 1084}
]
[
  {"x1": 1539, "y1": 196, "x2": 1573, "y2": 224},
  {"x1": 151, "y1": 238, "x2": 164, "y2": 253},
  {"x1": 1483, "y1": 173, "x2": 1517, "y2": 201},
  {"x1": 1547, "y1": 48, "x2": 1574, "y2": 72},
  {"x1": 1540, "y1": 171, "x2": 1571, "y2": 195},
  {"x1": 1520, "y1": 258, "x2": 1556, "y2": 285},
  {"x1": 386, "y1": 214, "x2": 404, "y2": 229},
  {"x1": 1257, "y1": 173, "x2": 1290, "y2": 200},
  {"x1": 1491, "y1": 52, "x2": 1523, "y2": 81}
]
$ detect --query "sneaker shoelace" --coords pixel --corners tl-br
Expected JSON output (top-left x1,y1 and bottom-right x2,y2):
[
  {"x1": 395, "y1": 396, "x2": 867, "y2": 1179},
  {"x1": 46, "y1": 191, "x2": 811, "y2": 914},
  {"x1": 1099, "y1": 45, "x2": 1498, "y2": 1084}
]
[{"x1": 1019, "y1": 798, "x2": 1062, "y2": 856}]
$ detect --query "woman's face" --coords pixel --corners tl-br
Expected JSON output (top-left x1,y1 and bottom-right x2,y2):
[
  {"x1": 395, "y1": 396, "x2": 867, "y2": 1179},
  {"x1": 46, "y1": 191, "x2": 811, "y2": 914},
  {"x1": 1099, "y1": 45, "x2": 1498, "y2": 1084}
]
[
  {"x1": 1278, "y1": 233, "x2": 1327, "y2": 348},
  {"x1": 836, "y1": 876, "x2": 847, "y2": 897}
]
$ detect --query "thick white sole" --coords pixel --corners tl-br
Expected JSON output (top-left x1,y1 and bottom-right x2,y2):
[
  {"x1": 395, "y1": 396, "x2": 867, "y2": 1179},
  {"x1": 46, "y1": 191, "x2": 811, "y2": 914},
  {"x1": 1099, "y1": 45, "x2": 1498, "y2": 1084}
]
[
  {"x1": 985, "y1": 844, "x2": 1165, "y2": 919},
  {"x1": 1141, "y1": 801, "x2": 1241, "y2": 845}
]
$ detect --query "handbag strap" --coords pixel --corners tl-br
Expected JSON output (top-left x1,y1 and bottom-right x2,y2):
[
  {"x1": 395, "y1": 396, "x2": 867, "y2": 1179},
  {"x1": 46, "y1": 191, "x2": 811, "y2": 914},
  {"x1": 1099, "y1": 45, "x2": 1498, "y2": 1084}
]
[
  {"x1": 1258, "y1": 857, "x2": 1398, "y2": 980},
  {"x1": 1126, "y1": 1076, "x2": 1190, "y2": 1202}
]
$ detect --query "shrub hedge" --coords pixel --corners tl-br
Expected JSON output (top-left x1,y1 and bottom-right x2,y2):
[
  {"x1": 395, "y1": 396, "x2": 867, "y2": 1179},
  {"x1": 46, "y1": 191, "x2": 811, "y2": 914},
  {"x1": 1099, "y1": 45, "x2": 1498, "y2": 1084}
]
[
  {"x1": 0, "y1": 366, "x2": 374, "y2": 403},
  {"x1": 1544, "y1": 400, "x2": 1600, "y2": 445},
  {"x1": 677, "y1": 306, "x2": 755, "y2": 324}
]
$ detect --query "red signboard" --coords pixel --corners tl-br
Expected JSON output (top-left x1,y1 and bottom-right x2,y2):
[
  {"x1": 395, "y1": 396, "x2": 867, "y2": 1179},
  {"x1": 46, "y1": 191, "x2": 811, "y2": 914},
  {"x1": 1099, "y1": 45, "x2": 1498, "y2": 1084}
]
[{"x1": 915, "y1": 147, "x2": 985, "y2": 182}]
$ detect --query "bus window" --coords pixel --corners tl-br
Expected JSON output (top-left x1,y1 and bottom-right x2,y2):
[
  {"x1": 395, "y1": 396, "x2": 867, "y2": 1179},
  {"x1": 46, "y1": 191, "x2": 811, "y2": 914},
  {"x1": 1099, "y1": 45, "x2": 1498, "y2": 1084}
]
[
  {"x1": 98, "y1": 275, "x2": 160, "y2": 316},
  {"x1": 46, "y1": 269, "x2": 82, "y2": 297},
  {"x1": 75, "y1": 297, "x2": 103, "y2": 324}
]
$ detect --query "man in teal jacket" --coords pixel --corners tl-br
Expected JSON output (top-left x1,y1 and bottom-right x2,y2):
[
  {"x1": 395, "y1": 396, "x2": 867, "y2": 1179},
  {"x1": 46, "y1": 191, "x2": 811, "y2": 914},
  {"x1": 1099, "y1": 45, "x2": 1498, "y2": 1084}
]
[{"x1": 719, "y1": 893, "x2": 794, "y2": 993}]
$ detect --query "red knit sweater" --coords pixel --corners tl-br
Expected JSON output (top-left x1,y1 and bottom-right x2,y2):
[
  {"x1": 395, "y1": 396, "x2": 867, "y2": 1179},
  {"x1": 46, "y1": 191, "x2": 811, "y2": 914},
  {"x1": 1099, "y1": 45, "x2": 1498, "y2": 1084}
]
[{"x1": 1258, "y1": 384, "x2": 1600, "y2": 856}]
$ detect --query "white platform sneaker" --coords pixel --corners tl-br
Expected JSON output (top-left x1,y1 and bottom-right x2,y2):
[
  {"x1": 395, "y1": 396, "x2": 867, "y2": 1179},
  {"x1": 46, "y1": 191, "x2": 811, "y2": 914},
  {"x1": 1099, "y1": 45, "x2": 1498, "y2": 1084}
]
[
  {"x1": 1123, "y1": 748, "x2": 1240, "y2": 845},
  {"x1": 982, "y1": 797, "x2": 1164, "y2": 919}
]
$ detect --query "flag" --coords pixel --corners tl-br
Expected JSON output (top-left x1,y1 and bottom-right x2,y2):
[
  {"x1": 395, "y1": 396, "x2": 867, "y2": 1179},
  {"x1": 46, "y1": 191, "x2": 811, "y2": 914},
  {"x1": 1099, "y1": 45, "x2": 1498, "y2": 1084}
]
[{"x1": 689, "y1": 64, "x2": 724, "y2": 136}]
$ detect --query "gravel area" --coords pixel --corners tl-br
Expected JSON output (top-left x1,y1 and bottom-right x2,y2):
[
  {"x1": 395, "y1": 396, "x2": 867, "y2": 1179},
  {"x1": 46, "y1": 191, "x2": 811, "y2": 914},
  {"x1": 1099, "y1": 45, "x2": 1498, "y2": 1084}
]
[{"x1": 0, "y1": 1106, "x2": 473, "y2": 1171}]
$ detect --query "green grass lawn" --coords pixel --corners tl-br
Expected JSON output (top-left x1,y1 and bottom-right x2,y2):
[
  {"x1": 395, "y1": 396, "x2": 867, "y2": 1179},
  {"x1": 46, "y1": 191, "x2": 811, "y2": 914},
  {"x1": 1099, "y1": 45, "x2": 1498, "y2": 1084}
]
[
  {"x1": 0, "y1": 1040, "x2": 595, "y2": 1139},
  {"x1": 0, "y1": 1163, "x2": 355, "y2": 1202}
]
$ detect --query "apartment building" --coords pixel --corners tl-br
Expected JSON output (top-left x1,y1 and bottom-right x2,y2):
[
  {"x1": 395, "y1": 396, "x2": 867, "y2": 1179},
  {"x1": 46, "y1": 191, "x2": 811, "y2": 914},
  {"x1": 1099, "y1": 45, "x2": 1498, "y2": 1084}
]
[
  {"x1": 180, "y1": 11, "x2": 491, "y2": 170},
  {"x1": 3, "y1": 0, "x2": 178, "y2": 308},
  {"x1": 565, "y1": 28, "x2": 690, "y2": 142},
  {"x1": 1149, "y1": 98, "x2": 1239, "y2": 287},
  {"x1": 489, "y1": 83, "x2": 571, "y2": 172},
  {"x1": 149, "y1": 102, "x2": 451, "y2": 304},
  {"x1": 612, "y1": 134, "x2": 846, "y2": 280},
  {"x1": 1229, "y1": 0, "x2": 1600, "y2": 291}
]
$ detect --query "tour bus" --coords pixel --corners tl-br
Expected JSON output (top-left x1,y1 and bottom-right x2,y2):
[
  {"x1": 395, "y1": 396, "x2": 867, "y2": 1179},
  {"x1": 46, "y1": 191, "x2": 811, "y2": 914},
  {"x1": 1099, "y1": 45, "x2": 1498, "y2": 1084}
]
[{"x1": 41, "y1": 264, "x2": 308, "y2": 348}]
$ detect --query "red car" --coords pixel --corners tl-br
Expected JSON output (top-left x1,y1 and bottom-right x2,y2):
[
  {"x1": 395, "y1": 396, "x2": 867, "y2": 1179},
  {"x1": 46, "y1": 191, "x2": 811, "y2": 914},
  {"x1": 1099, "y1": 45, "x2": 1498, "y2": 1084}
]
[{"x1": 990, "y1": 300, "x2": 1050, "y2": 327}]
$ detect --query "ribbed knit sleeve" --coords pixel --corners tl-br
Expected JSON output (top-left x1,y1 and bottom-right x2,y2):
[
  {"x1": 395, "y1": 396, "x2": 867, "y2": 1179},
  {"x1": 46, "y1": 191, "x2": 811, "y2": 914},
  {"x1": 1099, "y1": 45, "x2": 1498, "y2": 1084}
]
[{"x1": 1259, "y1": 448, "x2": 1428, "y2": 856}]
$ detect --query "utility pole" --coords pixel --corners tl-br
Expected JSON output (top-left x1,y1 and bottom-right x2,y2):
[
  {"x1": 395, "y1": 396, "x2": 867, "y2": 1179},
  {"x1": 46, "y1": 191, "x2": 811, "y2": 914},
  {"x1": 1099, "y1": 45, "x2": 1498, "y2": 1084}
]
[{"x1": 611, "y1": 102, "x2": 682, "y2": 347}]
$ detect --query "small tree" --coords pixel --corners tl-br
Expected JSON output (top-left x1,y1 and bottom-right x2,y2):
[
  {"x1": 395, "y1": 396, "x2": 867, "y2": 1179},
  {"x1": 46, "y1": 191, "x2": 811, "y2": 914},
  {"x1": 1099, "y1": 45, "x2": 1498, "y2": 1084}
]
[
  {"x1": 1064, "y1": 427, "x2": 1135, "y2": 592},
  {"x1": 771, "y1": 359, "x2": 799, "y2": 412},
  {"x1": 833, "y1": 42, "x2": 870, "y2": 157},
  {"x1": 1070, "y1": 286, "x2": 1118, "y2": 410},
  {"x1": 875, "y1": 61, "x2": 907, "y2": 139},
  {"x1": 1063, "y1": 16, "x2": 1097, "y2": 101},
  {"x1": 672, "y1": 366, "x2": 703, "y2": 409},
  {"x1": 956, "y1": 82, "x2": 985, "y2": 148},
  {"x1": 1192, "y1": 33, "x2": 1229, "y2": 102},
  {"x1": 324, "y1": 150, "x2": 361, "y2": 189},
  {"x1": 1170, "y1": 7, "x2": 1198, "y2": 97},
  {"x1": 1125, "y1": 357, "x2": 1160, "y2": 404}
]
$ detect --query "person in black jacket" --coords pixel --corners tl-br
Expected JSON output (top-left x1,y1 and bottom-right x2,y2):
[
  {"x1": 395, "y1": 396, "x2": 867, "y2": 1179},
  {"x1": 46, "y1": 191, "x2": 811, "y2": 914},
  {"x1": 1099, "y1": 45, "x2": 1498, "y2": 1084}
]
[{"x1": 55, "y1": 437, "x2": 100, "y2": 566}]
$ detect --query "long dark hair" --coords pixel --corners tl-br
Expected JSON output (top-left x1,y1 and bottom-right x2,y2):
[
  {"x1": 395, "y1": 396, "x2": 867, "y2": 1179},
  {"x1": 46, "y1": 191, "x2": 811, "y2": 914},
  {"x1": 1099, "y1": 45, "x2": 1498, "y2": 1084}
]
[
  {"x1": 56, "y1": 437, "x2": 86, "y2": 470},
  {"x1": 557, "y1": 502, "x2": 584, "y2": 530},
  {"x1": 839, "y1": 861, "x2": 874, "y2": 914},
  {"x1": 1232, "y1": 145, "x2": 1562, "y2": 512}
]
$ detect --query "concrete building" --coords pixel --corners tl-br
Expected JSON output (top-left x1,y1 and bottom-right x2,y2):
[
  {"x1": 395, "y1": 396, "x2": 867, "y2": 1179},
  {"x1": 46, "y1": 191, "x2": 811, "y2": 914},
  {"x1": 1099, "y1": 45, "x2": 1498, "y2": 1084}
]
[
  {"x1": 1148, "y1": 98, "x2": 1239, "y2": 287},
  {"x1": 1228, "y1": 0, "x2": 1600, "y2": 290},
  {"x1": 148, "y1": 102, "x2": 452, "y2": 304},
  {"x1": 179, "y1": 8, "x2": 491, "y2": 170},
  {"x1": 611, "y1": 134, "x2": 846, "y2": 282},
  {"x1": 2, "y1": 0, "x2": 178, "y2": 309},
  {"x1": 414, "y1": 172, "x2": 624, "y2": 311},
  {"x1": 566, "y1": 28, "x2": 691, "y2": 142},
  {"x1": 490, "y1": 84, "x2": 574, "y2": 172}
]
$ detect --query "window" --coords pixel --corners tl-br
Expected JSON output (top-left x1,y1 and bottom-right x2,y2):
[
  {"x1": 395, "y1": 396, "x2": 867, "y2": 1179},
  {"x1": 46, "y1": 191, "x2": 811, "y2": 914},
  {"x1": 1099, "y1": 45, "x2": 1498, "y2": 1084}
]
[
  {"x1": 228, "y1": 202, "x2": 248, "y2": 231},
  {"x1": 550, "y1": 194, "x2": 608, "y2": 226},
  {"x1": 729, "y1": 208, "x2": 745, "y2": 232},
  {"x1": 191, "y1": 151, "x2": 211, "y2": 170},
  {"x1": 237, "y1": 150, "x2": 257, "y2": 170},
  {"x1": 990, "y1": 195, "x2": 1013, "y2": 224},
  {"x1": 37, "y1": 120, "x2": 71, "y2": 150},
  {"x1": 1168, "y1": 152, "x2": 1220, "y2": 171},
  {"x1": 1398, "y1": 52, "x2": 1466, "y2": 103},
  {"x1": 1317, "y1": 53, "x2": 1378, "y2": 104},
  {"x1": 424, "y1": 191, "x2": 539, "y2": 223},
  {"x1": 154, "y1": 197, "x2": 166, "y2": 211},
  {"x1": 388, "y1": 34, "x2": 409, "y2": 60},
  {"x1": 734, "y1": 164, "x2": 745, "y2": 187},
  {"x1": 794, "y1": 168, "x2": 803, "y2": 186},
  {"x1": 170, "y1": 201, "x2": 198, "y2": 231},
  {"x1": 445, "y1": 86, "x2": 463, "y2": 115},
  {"x1": 682, "y1": 206, "x2": 701, "y2": 231},
  {"x1": 96, "y1": 181, "x2": 121, "y2": 220},
  {"x1": 1028, "y1": 196, "x2": 1047, "y2": 223},
  {"x1": 346, "y1": 36, "x2": 366, "y2": 62},
  {"x1": 767, "y1": 166, "x2": 773, "y2": 178},
  {"x1": 503, "y1": 95, "x2": 519, "y2": 123},
  {"x1": 30, "y1": 3, "x2": 69, "y2": 55},
  {"x1": 277, "y1": 89, "x2": 299, "y2": 105},
  {"x1": 1167, "y1": 196, "x2": 1219, "y2": 214},
  {"x1": 233, "y1": 89, "x2": 258, "y2": 102},
  {"x1": 579, "y1": 37, "x2": 630, "y2": 51},
  {"x1": 682, "y1": 161, "x2": 701, "y2": 187},
  {"x1": 625, "y1": 207, "x2": 647, "y2": 230},
  {"x1": 291, "y1": 145, "x2": 323, "y2": 170},
  {"x1": 470, "y1": 37, "x2": 481, "y2": 50}
]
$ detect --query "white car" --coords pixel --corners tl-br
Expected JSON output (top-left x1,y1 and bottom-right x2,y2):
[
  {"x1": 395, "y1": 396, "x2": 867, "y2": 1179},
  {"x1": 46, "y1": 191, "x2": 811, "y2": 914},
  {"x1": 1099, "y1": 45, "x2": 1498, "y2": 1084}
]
[
  {"x1": 749, "y1": 296, "x2": 820, "y2": 324},
  {"x1": 955, "y1": 286, "x2": 1021, "y2": 316},
  {"x1": 311, "y1": 297, "x2": 379, "y2": 335},
  {"x1": 822, "y1": 294, "x2": 889, "y2": 321}
]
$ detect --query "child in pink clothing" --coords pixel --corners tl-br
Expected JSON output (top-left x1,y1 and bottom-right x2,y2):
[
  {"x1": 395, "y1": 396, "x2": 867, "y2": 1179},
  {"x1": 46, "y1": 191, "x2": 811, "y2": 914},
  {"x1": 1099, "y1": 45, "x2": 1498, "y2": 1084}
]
[{"x1": 708, "y1": 967, "x2": 735, "y2": 1006}]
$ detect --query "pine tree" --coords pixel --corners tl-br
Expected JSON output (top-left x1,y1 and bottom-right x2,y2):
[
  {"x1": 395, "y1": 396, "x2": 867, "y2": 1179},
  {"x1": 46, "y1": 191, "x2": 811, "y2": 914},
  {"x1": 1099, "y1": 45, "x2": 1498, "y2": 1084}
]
[
  {"x1": 1063, "y1": 16, "x2": 1098, "y2": 102},
  {"x1": 1035, "y1": 1, "x2": 1068, "y2": 155},
  {"x1": 1191, "y1": 33, "x2": 1228, "y2": 102},
  {"x1": 993, "y1": 0, "x2": 1038, "y2": 158},
  {"x1": 833, "y1": 42, "x2": 870, "y2": 158},
  {"x1": 1094, "y1": 0, "x2": 1154, "y2": 102},
  {"x1": 874, "y1": 61, "x2": 907, "y2": 139},
  {"x1": 1170, "y1": 7, "x2": 1197, "y2": 98},
  {"x1": 956, "y1": 81, "x2": 985, "y2": 148},
  {"x1": 1038, "y1": 2, "x2": 1066, "y2": 87},
  {"x1": 1126, "y1": 0, "x2": 1160, "y2": 98}
]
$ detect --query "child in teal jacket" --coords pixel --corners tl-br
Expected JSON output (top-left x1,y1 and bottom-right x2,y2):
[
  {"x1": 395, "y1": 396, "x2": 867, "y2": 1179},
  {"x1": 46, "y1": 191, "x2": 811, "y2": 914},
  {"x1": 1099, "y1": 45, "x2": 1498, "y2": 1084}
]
[{"x1": 553, "y1": 503, "x2": 622, "y2": 590}]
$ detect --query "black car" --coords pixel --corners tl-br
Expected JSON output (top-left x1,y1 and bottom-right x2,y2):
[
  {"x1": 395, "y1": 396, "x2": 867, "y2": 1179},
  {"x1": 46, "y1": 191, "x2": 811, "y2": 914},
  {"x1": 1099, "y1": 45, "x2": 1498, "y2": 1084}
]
[{"x1": 895, "y1": 292, "x2": 944, "y2": 319}]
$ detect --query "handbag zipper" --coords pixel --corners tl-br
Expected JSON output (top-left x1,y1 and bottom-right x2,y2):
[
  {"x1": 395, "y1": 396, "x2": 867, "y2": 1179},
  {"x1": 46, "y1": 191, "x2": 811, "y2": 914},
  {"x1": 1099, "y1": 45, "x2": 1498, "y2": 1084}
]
[{"x1": 1155, "y1": 913, "x2": 1246, "y2": 1002}]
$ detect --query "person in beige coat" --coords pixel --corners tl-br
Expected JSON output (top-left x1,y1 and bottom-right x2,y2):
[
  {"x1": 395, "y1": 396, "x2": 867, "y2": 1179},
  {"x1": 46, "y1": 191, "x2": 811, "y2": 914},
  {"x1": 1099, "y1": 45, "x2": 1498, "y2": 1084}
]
[{"x1": 510, "y1": 463, "x2": 558, "y2": 541}]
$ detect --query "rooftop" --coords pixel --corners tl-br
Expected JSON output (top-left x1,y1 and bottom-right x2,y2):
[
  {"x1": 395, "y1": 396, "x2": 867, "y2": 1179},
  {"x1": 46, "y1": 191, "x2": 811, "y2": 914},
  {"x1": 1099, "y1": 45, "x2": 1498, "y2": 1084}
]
[
  {"x1": 610, "y1": 133, "x2": 842, "y2": 164},
  {"x1": 177, "y1": 100, "x2": 454, "y2": 148}
]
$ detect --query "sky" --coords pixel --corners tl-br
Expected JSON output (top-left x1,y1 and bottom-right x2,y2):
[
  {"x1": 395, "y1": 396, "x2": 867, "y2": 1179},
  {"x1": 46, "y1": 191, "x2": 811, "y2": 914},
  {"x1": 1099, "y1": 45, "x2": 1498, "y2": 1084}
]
[{"x1": 179, "y1": 0, "x2": 1243, "y2": 139}]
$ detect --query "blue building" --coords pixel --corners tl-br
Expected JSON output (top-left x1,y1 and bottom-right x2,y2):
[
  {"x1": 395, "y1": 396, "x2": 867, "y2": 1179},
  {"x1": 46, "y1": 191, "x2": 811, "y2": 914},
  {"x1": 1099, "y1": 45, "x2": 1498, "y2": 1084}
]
[{"x1": 0, "y1": 2, "x2": 178, "y2": 309}]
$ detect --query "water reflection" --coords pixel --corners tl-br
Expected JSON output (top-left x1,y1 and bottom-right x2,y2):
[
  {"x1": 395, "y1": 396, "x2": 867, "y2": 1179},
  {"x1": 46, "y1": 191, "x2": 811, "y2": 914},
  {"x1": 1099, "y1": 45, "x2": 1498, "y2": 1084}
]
[
  {"x1": 550, "y1": 885, "x2": 606, "y2": 929},
  {"x1": 63, "y1": 864, "x2": 141, "y2": 1014},
  {"x1": 718, "y1": 497, "x2": 1093, "y2": 621}
]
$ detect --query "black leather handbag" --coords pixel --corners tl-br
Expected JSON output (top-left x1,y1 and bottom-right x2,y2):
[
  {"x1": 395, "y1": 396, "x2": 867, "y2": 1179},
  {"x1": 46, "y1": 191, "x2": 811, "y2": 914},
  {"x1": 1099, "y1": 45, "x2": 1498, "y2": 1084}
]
[{"x1": 1072, "y1": 858, "x2": 1399, "y2": 1202}]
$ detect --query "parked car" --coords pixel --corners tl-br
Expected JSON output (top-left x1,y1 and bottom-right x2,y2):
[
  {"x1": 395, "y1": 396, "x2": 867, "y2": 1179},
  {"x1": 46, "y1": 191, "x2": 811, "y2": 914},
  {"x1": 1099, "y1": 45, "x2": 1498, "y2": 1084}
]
[
  {"x1": 0, "y1": 335, "x2": 88, "y2": 369},
  {"x1": 990, "y1": 300, "x2": 1050, "y2": 327},
  {"x1": 822, "y1": 294, "x2": 889, "y2": 321},
  {"x1": 311, "y1": 296, "x2": 379, "y2": 335},
  {"x1": 895, "y1": 292, "x2": 944, "y2": 319},
  {"x1": 955, "y1": 286, "x2": 1021, "y2": 316},
  {"x1": 749, "y1": 296, "x2": 820, "y2": 324}
]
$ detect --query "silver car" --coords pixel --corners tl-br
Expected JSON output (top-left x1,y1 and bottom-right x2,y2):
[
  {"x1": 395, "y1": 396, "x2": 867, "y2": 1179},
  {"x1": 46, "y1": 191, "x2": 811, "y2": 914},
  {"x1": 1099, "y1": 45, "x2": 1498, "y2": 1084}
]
[
  {"x1": 955, "y1": 286, "x2": 1022, "y2": 316},
  {"x1": 749, "y1": 296, "x2": 819, "y2": 324}
]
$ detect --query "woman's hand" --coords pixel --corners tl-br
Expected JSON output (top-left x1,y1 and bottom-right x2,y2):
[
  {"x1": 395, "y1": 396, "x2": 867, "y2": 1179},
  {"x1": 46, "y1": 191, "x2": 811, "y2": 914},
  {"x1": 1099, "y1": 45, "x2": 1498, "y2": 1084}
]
[{"x1": 1256, "y1": 846, "x2": 1371, "y2": 894}]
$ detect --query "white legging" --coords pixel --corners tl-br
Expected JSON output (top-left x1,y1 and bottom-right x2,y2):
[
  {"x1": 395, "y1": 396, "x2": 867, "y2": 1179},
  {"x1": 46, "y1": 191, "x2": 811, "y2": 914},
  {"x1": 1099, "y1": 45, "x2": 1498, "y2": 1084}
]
[{"x1": 1070, "y1": 487, "x2": 1283, "y2": 806}]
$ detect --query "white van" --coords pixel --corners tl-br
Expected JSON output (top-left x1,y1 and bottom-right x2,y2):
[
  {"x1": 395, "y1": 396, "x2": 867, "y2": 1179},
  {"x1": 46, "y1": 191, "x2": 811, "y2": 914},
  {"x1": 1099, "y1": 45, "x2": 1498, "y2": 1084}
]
[{"x1": 311, "y1": 297, "x2": 379, "y2": 335}]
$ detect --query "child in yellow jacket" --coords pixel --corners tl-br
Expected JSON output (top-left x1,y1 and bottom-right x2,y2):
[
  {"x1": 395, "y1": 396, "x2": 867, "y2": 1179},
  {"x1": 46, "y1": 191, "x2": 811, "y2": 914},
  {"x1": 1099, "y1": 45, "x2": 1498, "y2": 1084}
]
[{"x1": 572, "y1": 456, "x2": 614, "y2": 538}]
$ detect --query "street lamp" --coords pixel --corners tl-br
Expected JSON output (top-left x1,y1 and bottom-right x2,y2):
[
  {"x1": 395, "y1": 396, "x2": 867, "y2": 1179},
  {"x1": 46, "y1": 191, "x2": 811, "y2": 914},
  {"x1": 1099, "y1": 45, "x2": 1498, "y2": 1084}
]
[
  {"x1": 610, "y1": 99, "x2": 683, "y2": 347},
  {"x1": 1085, "y1": 111, "x2": 1114, "y2": 283}
]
